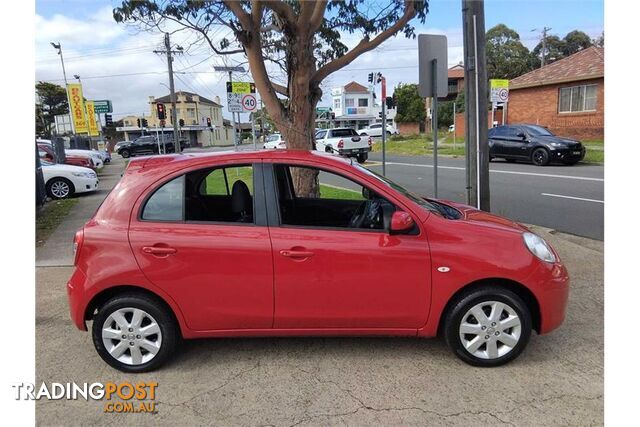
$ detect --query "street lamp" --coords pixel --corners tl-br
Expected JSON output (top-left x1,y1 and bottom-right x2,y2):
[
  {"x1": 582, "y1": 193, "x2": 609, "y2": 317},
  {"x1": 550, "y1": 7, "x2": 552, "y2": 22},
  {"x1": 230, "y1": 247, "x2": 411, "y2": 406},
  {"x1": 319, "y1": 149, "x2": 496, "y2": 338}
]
[{"x1": 51, "y1": 41, "x2": 75, "y2": 134}]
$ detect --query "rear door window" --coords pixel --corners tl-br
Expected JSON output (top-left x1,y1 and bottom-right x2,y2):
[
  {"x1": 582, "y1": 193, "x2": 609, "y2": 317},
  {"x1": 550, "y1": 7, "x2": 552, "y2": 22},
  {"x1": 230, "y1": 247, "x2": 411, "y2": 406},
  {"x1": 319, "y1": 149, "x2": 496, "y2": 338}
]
[
  {"x1": 141, "y1": 175, "x2": 184, "y2": 221},
  {"x1": 330, "y1": 129, "x2": 358, "y2": 138}
]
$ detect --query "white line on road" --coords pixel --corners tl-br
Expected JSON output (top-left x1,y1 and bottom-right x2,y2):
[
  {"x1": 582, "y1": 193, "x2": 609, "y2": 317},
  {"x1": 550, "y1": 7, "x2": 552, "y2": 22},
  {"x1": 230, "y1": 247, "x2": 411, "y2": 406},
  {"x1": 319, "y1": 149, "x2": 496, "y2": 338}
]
[
  {"x1": 541, "y1": 193, "x2": 604, "y2": 204},
  {"x1": 383, "y1": 162, "x2": 604, "y2": 182}
]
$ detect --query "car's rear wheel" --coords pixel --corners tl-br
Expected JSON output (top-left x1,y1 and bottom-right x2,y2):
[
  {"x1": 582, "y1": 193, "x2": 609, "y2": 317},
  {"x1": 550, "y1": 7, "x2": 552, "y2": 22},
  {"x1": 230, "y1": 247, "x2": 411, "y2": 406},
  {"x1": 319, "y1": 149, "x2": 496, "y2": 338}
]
[
  {"x1": 325, "y1": 146, "x2": 333, "y2": 153},
  {"x1": 120, "y1": 149, "x2": 130, "y2": 158},
  {"x1": 46, "y1": 178, "x2": 74, "y2": 199},
  {"x1": 444, "y1": 286, "x2": 532, "y2": 367},
  {"x1": 92, "y1": 293, "x2": 179, "y2": 373},
  {"x1": 357, "y1": 153, "x2": 368, "y2": 164},
  {"x1": 360, "y1": 133, "x2": 368, "y2": 136},
  {"x1": 531, "y1": 148, "x2": 550, "y2": 166}
]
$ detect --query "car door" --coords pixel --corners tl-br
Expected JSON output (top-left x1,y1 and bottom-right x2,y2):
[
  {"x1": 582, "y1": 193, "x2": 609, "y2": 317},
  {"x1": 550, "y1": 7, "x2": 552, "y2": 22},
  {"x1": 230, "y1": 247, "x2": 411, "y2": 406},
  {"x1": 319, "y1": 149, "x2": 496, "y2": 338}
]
[
  {"x1": 128, "y1": 162, "x2": 274, "y2": 331},
  {"x1": 502, "y1": 126, "x2": 530, "y2": 158},
  {"x1": 264, "y1": 161, "x2": 431, "y2": 330}
]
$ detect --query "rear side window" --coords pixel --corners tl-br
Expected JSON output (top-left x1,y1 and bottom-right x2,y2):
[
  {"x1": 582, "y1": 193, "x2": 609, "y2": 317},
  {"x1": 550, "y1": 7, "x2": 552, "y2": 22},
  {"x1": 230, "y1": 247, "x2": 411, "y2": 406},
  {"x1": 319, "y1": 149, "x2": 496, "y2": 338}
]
[
  {"x1": 141, "y1": 175, "x2": 184, "y2": 221},
  {"x1": 315, "y1": 130, "x2": 327, "y2": 139}
]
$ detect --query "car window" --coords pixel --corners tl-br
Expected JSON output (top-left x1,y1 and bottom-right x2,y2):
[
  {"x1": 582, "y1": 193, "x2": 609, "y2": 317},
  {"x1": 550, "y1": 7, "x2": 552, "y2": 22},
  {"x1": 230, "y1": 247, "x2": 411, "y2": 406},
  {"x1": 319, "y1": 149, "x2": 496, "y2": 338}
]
[
  {"x1": 266, "y1": 135, "x2": 279, "y2": 142},
  {"x1": 503, "y1": 127, "x2": 522, "y2": 137},
  {"x1": 329, "y1": 129, "x2": 358, "y2": 138},
  {"x1": 274, "y1": 164, "x2": 394, "y2": 230},
  {"x1": 142, "y1": 165, "x2": 255, "y2": 223},
  {"x1": 523, "y1": 125, "x2": 553, "y2": 136},
  {"x1": 142, "y1": 175, "x2": 184, "y2": 221},
  {"x1": 315, "y1": 130, "x2": 327, "y2": 139},
  {"x1": 371, "y1": 124, "x2": 381, "y2": 129}
]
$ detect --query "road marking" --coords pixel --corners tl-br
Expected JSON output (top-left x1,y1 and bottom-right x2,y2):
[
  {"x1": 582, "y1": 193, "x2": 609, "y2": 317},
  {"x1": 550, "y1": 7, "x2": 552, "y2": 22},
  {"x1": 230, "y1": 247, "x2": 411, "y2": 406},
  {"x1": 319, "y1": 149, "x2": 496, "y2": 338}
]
[
  {"x1": 379, "y1": 162, "x2": 604, "y2": 182},
  {"x1": 541, "y1": 193, "x2": 604, "y2": 204}
]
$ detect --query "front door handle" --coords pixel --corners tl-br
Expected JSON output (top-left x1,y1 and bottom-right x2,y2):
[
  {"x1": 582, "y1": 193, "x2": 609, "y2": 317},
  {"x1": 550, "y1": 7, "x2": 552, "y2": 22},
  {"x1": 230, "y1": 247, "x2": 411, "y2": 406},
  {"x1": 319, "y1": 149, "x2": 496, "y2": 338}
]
[
  {"x1": 280, "y1": 249, "x2": 314, "y2": 259},
  {"x1": 142, "y1": 246, "x2": 177, "y2": 256}
]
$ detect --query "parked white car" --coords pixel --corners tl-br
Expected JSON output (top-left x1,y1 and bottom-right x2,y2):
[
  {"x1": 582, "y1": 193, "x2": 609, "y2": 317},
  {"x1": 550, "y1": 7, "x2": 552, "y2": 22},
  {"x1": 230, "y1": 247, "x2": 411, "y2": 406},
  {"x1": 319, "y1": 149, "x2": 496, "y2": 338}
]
[
  {"x1": 315, "y1": 128, "x2": 371, "y2": 163},
  {"x1": 41, "y1": 160, "x2": 99, "y2": 199},
  {"x1": 448, "y1": 124, "x2": 455, "y2": 133},
  {"x1": 65, "y1": 149, "x2": 104, "y2": 169},
  {"x1": 358, "y1": 123, "x2": 398, "y2": 137},
  {"x1": 263, "y1": 133, "x2": 286, "y2": 149}
]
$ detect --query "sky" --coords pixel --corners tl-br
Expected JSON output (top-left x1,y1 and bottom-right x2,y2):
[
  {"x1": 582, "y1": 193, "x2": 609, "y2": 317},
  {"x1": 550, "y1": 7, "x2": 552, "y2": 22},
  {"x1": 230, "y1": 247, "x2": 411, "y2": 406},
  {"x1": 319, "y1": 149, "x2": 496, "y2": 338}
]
[{"x1": 35, "y1": 0, "x2": 604, "y2": 121}]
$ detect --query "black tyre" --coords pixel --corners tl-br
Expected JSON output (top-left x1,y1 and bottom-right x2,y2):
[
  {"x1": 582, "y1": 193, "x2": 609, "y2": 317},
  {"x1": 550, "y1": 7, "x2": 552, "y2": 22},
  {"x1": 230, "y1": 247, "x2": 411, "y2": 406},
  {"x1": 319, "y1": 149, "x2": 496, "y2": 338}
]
[
  {"x1": 443, "y1": 286, "x2": 532, "y2": 367},
  {"x1": 325, "y1": 146, "x2": 333, "y2": 153},
  {"x1": 386, "y1": 131, "x2": 391, "y2": 136},
  {"x1": 92, "y1": 292, "x2": 180, "y2": 373},
  {"x1": 357, "y1": 153, "x2": 368, "y2": 164},
  {"x1": 531, "y1": 148, "x2": 550, "y2": 166},
  {"x1": 119, "y1": 149, "x2": 130, "y2": 158},
  {"x1": 46, "y1": 177, "x2": 75, "y2": 199}
]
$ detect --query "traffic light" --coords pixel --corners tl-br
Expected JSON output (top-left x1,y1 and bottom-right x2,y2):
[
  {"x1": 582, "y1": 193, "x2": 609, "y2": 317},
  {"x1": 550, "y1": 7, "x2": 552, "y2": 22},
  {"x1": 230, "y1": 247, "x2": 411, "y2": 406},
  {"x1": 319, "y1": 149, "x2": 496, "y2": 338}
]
[
  {"x1": 104, "y1": 114, "x2": 113, "y2": 126},
  {"x1": 141, "y1": 118, "x2": 148, "y2": 128},
  {"x1": 330, "y1": 112, "x2": 335, "y2": 120},
  {"x1": 376, "y1": 72, "x2": 382, "y2": 83},
  {"x1": 160, "y1": 119, "x2": 165, "y2": 128},
  {"x1": 156, "y1": 103, "x2": 166, "y2": 120},
  {"x1": 386, "y1": 96, "x2": 393, "y2": 109},
  {"x1": 368, "y1": 72, "x2": 374, "y2": 83},
  {"x1": 206, "y1": 117, "x2": 211, "y2": 128},
  {"x1": 136, "y1": 118, "x2": 141, "y2": 128},
  {"x1": 378, "y1": 111, "x2": 382, "y2": 119},
  {"x1": 179, "y1": 118, "x2": 185, "y2": 127}
]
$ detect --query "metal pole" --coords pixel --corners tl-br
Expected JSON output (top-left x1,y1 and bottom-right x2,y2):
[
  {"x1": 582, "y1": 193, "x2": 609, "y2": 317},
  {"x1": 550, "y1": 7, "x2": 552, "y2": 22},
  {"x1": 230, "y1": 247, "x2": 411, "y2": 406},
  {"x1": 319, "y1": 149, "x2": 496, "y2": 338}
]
[
  {"x1": 252, "y1": 113, "x2": 257, "y2": 150},
  {"x1": 155, "y1": 126, "x2": 161, "y2": 153},
  {"x1": 229, "y1": 71, "x2": 238, "y2": 150},
  {"x1": 503, "y1": 101, "x2": 507, "y2": 125},
  {"x1": 453, "y1": 102, "x2": 456, "y2": 150},
  {"x1": 431, "y1": 58, "x2": 438, "y2": 198},
  {"x1": 381, "y1": 76, "x2": 387, "y2": 176},
  {"x1": 491, "y1": 102, "x2": 495, "y2": 128},
  {"x1": 53, "y1": 43, "x2": 76, "y2": 135},
  {"x1": 164, "y1": 33, "x2": 181, "y2": 153}
]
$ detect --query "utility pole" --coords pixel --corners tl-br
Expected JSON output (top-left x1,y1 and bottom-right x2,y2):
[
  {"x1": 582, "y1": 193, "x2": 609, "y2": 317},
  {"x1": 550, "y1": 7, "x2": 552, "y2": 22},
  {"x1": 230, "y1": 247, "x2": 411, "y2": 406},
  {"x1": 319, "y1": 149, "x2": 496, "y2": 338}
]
[
  {"x1": 50, "y1": 42, "x2": 75, "y2": 135},
  {"x1": 462, "y1": 0, "x2": 490, "y2": 211},
  {"x1": 380, "y1": 73, "x2": 387, "y2": 176},
  {"x1": 154, "y1": 33, "x2": 183, "y2": 152},
  {"x1": 533, "y1": 27, "x2": 552, "y2": 68}
]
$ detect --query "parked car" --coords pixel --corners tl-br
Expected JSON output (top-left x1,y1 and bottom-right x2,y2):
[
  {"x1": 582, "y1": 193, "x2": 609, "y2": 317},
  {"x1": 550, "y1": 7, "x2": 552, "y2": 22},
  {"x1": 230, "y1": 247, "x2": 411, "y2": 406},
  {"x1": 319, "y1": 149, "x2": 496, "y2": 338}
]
[
  {"x1": 65, "y1": 149, "x2": 104, "y2": 169},
  {"x1": 448, "y1": 124, "x2": 455, "y2": 133},
  {"x1": 41, "y1": 160, "x2": 98, "y2": 199},
  {"x1": 67, "y1": 150, "x2": 568, "y2": 372},
  {"x1": 358, "y1": 123, "x2": 398, "y2": 137},
  {"x1": 114, "y1": 141, "x2": 130, "y2": 152},
  {"x1": 117, "y1": 135, "x2": 187, "y2": 158},
  {"x1": 263, "y1": 133, "x2": 286, "y2": 149},
  {"x1": 315, "y1": 128, "x2": 371, "y2": 163},
  {"x1": 38, "y1": 143, "x2": 96, "y2": 171},
  {"x1": 488, "y1": 124, "x2": 586, "y2": 166}
]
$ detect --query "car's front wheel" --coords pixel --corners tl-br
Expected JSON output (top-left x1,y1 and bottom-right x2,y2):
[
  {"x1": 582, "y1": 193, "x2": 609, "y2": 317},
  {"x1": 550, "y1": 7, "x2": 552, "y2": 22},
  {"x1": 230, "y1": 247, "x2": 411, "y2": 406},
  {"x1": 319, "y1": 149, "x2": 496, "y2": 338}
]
[
  {"x1": 46, "y1": 178, "x2": 74, "y2": 199},
  {"x1": 119, "y1": 149, "x2": 130, "y2": 158},
  {"x1": 531, "y1": 148, "x2": 550, "y2": 166},
  {"x1": 444, "y1": 286, "x2": 532, "y2": 367},
  {"x1": 92, "y1": 292, "x2": 179, "y2": 372}
]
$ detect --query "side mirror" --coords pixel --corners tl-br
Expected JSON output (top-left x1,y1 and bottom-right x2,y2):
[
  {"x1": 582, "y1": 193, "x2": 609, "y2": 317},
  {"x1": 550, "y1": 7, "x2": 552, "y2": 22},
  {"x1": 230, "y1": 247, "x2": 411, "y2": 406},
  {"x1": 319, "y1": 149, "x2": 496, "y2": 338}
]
[
  {"x1": 389, "y1": 211, "x2": 415, "y2": 234},
  {"x1": 516, "y1": 131, "x2": 526, "y2": 139}
]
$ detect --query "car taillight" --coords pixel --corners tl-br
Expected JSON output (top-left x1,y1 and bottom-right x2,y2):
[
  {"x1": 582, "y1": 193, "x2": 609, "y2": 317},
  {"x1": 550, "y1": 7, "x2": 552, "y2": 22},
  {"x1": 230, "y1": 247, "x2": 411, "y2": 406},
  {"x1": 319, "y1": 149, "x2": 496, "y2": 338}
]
[
  {"x1": 368, "y1": 137, "x2": 372, "y2": 146},
  {"x1": 337, "y1": 139, "x2": 344, "y2": 149},
  {"x1": 73, "y1": 229, "x2": 84, "y2": 266}
]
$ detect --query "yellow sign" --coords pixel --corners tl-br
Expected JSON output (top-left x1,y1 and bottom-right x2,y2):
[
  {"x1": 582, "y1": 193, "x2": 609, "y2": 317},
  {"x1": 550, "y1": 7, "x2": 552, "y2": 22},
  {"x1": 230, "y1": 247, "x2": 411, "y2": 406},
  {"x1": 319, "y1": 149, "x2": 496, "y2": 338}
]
[
  {"x1": 86, "y1": 101, "x2": 100, "y2": 136},
  {"x1": 67, "y1": 83, "x2": 88, "y2": 133},
  {"x1": 226, "y1": 81, "x2": 255, "y2": 94},
  {"x1": 490, "y1": 79, "x2": 509, "y2": 89}
]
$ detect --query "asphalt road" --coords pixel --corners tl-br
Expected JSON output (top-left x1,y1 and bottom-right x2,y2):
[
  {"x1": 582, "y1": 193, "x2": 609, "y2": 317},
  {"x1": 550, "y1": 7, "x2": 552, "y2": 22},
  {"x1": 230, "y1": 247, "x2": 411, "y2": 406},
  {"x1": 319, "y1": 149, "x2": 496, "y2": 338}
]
[
  {"x1": 35, "y1": 154, "x2": 603, "y2": 425},
  {"x1": 366, "y1": 152, "x2": 604, "y2": 240}
]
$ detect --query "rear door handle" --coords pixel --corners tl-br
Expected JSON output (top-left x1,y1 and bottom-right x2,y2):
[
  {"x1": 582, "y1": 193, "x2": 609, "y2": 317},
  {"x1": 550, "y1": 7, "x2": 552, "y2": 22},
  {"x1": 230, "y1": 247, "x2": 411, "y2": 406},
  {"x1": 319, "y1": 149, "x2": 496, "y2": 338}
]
[
  {"x1": 280, "y1": 249, "x2": 314, "y2": 259},
  {"x1": 142, "y1": 246, "x2": 177, "y2": 255}
]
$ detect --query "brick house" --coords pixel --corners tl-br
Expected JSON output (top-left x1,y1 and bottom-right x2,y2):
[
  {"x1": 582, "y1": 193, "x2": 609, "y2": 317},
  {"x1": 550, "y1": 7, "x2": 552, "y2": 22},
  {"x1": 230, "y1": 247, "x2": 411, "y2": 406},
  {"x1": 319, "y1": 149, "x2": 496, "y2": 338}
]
[
  {"x1": 507, "y1": 46, "x2": 604, "y2": 140},
  {"x1": 425, "y1": 64, "x2": 465, "y2": 131}
]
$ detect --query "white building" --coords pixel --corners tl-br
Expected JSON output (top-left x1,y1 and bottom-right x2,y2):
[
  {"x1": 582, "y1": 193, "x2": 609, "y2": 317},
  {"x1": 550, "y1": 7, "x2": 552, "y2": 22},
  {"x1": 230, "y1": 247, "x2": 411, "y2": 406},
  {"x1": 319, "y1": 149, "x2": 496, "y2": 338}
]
[{"x1": 330, "y1": 81, "x2": 396, "y2": 130}]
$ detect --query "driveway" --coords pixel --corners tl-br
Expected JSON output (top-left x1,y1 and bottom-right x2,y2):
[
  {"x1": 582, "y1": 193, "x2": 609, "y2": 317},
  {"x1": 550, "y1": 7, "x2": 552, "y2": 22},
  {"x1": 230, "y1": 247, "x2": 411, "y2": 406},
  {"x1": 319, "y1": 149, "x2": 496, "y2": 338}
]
[{"x1": 36, "y1": 154, "x2": 603, "y2": 426}]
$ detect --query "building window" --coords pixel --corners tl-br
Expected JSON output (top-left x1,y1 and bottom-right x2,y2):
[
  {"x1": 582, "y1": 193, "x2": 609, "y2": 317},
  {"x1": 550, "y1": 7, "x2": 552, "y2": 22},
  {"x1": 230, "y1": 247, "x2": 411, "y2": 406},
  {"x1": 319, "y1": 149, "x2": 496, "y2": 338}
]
[
  {"x1": 345, "y1": 98, "x2": 355, "y2": 107},
  {"x1": 558, "y1": 84, "x2": 597, "y2": 113},
  {"x1": 334, "y1": 98, "x2": 341, "y2": 109},
  {"x1": 187, "y1": 108, "x2": 196, "y2": 118},
  {"x1": 358, "y1": 98, "x2": 368, "y2": 107}
]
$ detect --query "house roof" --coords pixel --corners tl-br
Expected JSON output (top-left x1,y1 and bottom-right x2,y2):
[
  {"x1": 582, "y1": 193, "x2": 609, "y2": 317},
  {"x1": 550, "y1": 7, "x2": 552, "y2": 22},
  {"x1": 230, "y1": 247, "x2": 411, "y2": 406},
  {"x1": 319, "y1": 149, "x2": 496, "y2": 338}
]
[
  {"x1": 510, "y1": 46, "x2": 604, "y2": 90},
  {"x1": 153, "y1": 91, "x2": 222, "y2": 107},
  {"x1": 448, "y1": 64, "x2": 465, "y2": 79},
  {"x1": 343, "y1": 81, "x2": 369, "y2": 93}
]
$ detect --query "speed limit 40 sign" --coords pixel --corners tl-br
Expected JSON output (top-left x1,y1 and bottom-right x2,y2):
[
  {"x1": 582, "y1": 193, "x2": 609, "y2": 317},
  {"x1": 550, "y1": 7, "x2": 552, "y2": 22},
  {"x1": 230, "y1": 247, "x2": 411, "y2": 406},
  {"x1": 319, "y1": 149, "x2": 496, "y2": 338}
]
[
  {"x1": 490, "y1": 79, "x2": 509, "y2": 103},
  {"x1": 241, "y1": 94, "x2": 257, "y2": 112}
]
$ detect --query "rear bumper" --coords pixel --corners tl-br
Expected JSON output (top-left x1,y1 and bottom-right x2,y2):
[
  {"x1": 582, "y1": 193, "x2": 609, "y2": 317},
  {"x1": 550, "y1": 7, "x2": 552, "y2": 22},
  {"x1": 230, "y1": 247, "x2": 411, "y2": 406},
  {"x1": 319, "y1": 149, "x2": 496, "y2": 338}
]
[
  {"x1": 67, "y1": 267, "x2": 90, "y2": 331},
  {"x1": 339, "y1": 147, "x2": 371, "y2": 156}
]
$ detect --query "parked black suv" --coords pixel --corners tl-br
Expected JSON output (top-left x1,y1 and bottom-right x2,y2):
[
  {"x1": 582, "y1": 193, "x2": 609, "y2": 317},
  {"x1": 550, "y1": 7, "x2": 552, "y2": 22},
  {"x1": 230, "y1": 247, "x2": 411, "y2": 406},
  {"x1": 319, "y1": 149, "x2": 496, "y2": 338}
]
[
  {"x1": 117, "y1": 135, "x2": 188, "y2": 158},
  {"x1": 488, "y1": 124, "x2": 586, "y2": 166}
]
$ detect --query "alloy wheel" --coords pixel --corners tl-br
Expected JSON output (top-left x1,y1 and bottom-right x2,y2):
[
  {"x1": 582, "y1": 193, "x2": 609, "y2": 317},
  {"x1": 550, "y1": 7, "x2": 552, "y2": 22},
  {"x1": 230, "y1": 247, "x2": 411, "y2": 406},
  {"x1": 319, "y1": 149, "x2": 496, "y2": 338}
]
[
  {"x1": 50, "y1": 180, "x2": 70, "y2": 198},
  {"x1": 458, "y1": 301, "x2": 522, "y2": 360},
  {"x1": 101, "y1": 307, "x2": 162, "y2": 365}
]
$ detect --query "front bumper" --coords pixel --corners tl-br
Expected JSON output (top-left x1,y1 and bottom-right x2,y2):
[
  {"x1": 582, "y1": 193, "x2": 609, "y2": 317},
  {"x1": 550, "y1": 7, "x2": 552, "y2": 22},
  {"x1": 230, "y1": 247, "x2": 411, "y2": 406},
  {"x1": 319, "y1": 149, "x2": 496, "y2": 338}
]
[
  {"x1": 551, "y1": 147, "x2": 586, "y2": 162},
  {"x1": 533, "y1": 262, "x2": 570, "y2": 334},
  {"x1": 339, "y1": 147, "x2": 371, "y2": 157},
  {"x1": 74, "y1": 176, "x2": 99, "y2": 194}
]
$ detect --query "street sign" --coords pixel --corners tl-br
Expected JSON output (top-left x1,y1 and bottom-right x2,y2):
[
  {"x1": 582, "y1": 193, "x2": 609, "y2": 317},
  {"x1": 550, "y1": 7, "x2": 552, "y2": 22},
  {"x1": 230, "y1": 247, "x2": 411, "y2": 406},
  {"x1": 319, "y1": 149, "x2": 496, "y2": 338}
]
[
  {"x1": 227, "y1": 81, "x2": 257, "y2": 112},
  {"x1": 490, "y1": 79, "x2": 509, "y2": 103},
  {"x1": 417, "y1": 34, "x2": 448, "y2": 98},
  {"x1": 93, "y1": 100, "x2": 112, "y2": 114},
  {"x1": 316, "y1": 106, "x2": 331, "y2": 113}
]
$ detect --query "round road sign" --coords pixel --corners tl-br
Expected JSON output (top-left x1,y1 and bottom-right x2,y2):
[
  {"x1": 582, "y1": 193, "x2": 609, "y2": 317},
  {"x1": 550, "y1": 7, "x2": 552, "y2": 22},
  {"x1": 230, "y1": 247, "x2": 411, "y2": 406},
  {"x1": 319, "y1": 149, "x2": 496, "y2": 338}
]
[
  {"x1": 498, "y1": 88, "x2": 509, "y2": 102},
  {"x1": 242, "y1": 94, "x2": 257, "y2": 112}
]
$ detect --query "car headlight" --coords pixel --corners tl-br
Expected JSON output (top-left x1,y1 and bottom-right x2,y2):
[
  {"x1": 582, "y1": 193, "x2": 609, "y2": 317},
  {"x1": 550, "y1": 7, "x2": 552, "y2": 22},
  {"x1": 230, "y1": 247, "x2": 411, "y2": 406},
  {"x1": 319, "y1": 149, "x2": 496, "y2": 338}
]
[
  {"x1": 550, "y1": 142, "x2": 564, "y2": 147},
  {"x1": 72, "y1": 172, "x2": 95, "y2": 178},
  {"x1": 522, "y1": 232, "x2": 556, "y2": 263}
]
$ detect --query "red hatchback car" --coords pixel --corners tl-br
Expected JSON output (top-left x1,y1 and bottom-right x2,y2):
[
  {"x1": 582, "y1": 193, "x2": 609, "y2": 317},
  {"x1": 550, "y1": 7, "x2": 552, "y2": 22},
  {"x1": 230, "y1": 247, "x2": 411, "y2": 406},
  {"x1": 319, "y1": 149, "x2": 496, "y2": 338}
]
[{"x1": 67, "y1": 150, "x2": 569, "y2": 372}]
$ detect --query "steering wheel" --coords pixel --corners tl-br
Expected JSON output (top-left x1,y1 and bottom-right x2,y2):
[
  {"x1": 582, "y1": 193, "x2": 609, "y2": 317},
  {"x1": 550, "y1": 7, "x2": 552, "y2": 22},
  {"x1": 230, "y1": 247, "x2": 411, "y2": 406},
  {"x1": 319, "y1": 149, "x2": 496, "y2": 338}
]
[{"x1": 349, "y1": 199, "x2": 383, "y2": 229}]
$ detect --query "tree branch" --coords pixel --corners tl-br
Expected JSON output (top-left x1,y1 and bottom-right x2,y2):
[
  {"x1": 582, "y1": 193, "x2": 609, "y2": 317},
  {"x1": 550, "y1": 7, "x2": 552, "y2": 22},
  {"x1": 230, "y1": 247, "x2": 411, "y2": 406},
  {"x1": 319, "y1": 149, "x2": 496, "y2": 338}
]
[
  {"x1": 309, "y1": 1, "x2": 328, "y2": 33},
  {"x1": 312, "y1": 0, "x2": 417, "y2": 84},
  {"x1": 262, "y1": 0, "x2": 296, "y2": 24}
]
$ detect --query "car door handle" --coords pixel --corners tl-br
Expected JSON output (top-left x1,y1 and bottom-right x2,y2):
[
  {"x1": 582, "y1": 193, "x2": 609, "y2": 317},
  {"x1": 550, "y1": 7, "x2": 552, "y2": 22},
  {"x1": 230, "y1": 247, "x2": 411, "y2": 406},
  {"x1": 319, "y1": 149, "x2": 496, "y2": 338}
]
[
  {"x1": 142, "y1": 246, "x2": 177, "y2": 255},
  {"x1": 280, "y1": 249, "x2": 314, "y2": 259}
]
